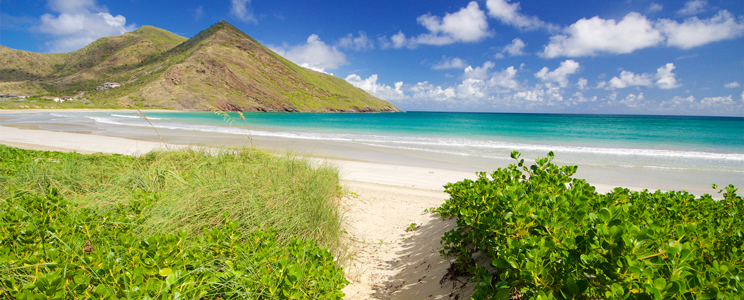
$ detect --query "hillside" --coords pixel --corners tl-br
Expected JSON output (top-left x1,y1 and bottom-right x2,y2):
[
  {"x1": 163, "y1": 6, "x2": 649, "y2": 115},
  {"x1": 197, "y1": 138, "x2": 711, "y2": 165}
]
[{"x1": 0, "y1": 21, "x2": 400, "y2": 112}]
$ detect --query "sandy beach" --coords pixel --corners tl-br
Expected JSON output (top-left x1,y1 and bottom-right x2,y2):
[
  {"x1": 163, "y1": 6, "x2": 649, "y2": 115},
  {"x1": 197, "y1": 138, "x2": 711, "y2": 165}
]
[{"x1": 0, "y1": 110, "x2": 738, "y2": 299}]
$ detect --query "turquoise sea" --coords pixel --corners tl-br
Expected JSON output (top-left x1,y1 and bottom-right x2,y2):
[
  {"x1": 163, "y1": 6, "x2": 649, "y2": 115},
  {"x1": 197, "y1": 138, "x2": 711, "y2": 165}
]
[{"x1": 2, "y1": 111, "x2": 743, "y2": 177}]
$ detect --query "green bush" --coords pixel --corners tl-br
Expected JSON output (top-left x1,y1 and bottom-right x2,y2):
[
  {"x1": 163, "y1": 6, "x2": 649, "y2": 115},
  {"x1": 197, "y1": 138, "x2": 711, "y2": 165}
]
[
  {"x1": 436, "y1": 151, "x2": 742, "y2": 299},
  {"x1": 0, "y1": 188, "x2": 347, "y2": 299}
]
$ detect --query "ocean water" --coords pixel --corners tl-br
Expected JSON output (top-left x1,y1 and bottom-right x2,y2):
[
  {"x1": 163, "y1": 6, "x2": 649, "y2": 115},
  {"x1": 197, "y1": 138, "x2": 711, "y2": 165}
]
[{"x1": 2, "y1": 111, "x2": 743, "y2": 176}]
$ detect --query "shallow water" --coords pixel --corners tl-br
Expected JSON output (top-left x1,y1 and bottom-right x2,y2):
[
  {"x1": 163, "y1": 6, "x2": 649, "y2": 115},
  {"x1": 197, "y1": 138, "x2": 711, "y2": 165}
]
[{"x1": 2, "y1": 111, "x2": 742, "y2": 195}]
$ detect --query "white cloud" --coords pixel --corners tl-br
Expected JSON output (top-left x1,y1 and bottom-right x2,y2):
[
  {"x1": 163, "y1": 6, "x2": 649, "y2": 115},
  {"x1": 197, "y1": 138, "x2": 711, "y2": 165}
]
[
  {"x1": 415, "y1": 1, "x2": 490, "y2": 45},
  {"x1": 570, "y1": 92, "x2": 597, "y2": 103},
  {"x1": 534, "y1": 60, "x2": 580, "y2": 88},
  {"x1": 462, "y1": 61, "x2": 495, "y2": 80},
  {"x1": 432, "y1": 56, "x2": 468, "y2": 70},
  {"x1": 607, "y1": 63, "x2": 681, "y2": 90},
  {"x1": 485, "y1": 0, "x2": 556, "y2": 31},
  {"x1": 269, "y1": 35, "x2": 347, "y2": 72},
  {"x1": 514, "y1": 89, "x2": 545, "y2": 102},
  {"x1": 655, "y1": 63, "x2": 681, "y2": 89},
  {"x1": 33, "y1": 0, "x2": 135, "y2": 53},
  {"x1": 725, "y1": 81, "x2": 741, "y2": 88},
  {"x1": 540, "y1": 12, "x2": 663, "y2": 58},
  {"x1": 345, "y1": 74, "x2": 407, "y2": 101},
  {"x1": 488, "y1": 66, "x2": 520, "y2": 90},
  {"x1": 337, "y1": 32, "x2": 374, "y2": 51},
  {"x1": 410, "y1": 82, "x2": 457, "y2": 101},
  {"x1": 677, "y1": 0, "x2": 707, "y2": 16},
  {"x1": 230, "y1": 0, "x2": 257, "y2": 24},
  {"x1": 619, "y1": 93, "x2": 646, "y2": 108},
  {"x1": 658, "y1": 10, "x2": 744, "y2": 49},
  {"x1": 500, "y1": 38, "x2": 527, "y2": 57},
  {"x1": 541, "y1": 10, "x2": 744, "y2": 57},
  {"x1": 648, "y1": 3, "x2": 663, "y2": 13},
  {"x1": 596, "y1": 81, "x2": 607, "y2": 89},
  {"x1": 698, "y1": 95, "x2": 736, "y2": 107},
  {"x1": 384, "y1": 1, "x2": 490, "y2": 49},
  {"x1": 576, "y1": 78, "x2": 588, "y2": 90},
  {"x1": 608, "y1": 71, "x2": 654, "y2": 89},
  {"x1": 663, "y1": 95, "x2": 695, "y2": 107}
]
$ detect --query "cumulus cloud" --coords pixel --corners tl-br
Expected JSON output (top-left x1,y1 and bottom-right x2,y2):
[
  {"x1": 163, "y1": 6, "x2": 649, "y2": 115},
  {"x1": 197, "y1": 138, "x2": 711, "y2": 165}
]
[
  {"x1": 230, "y1": 0, "x2": 257, "y2": 24},
  {"x1": 541, "y1": 10, "x2": 744, "y2": 57},
  {"x1": 415, "y1": 1, "x2": 490, "y2": 45},
  {"x1": 345, "y1": 74, "x2": 407, "y2": 100},
  {"x1": 608, "y1": 71, "x2": 653, "y2": 89},
  {"x1": 269, "y1": 35, "x2": 347, "y2": 73},
  {"x1": 677, "y1": 0, "x2": 707, "y2": 16},
  {"x1": 383, "y1": 1, "x2": 490, "y2": 49},
  {"x1": 410, "y1": 82, "x2": 457, "y2": 101},
  {"x1": 576, "y1": 78, "x2": 588, "y2": 90},
  {"x1": 462, "y1": 61, "x2": 495, "y2": 80},
  {"x1": 495, "y1": 38, "x2": 527, "y2": 58},
  {"x1": 724, "y1": 81, "x2": 740, "y2": 88},
  {"x1": 654, "y1": 63, "x2": 681, "y2": 89},
  {"x1": 432, "y1": 56, "x2": 468, "y2": 70},
  {"x1": 337, "y1": 32, "x2": 374, "y2": 51},
  {"x1": 485, "y1": 0, "x2": 556, "y2": 31},
  {"x1": 619, "y1": 93, "x2": 647, "y2": 108},
  {"x1": 534, "y1": 60, "x2": 580, "y2": 88},
  {"x1": 540, "y1": 12, "x2": 663, "y2": 58},
  {"x1": 32, "y1": 0, "x2": 135, "y2": 53},
  {"x1": 607, "y1": 63, "x2": 681, "y2": 90},
  {"x1": 648, "y1": 3, "x2": 663, "y2": 13},
  {"x1": 658, "y1": 10, "x2": 744, "y2": 49},
  {"x1": 698, "y1": 95, "x2": 736, "y2": 107}
]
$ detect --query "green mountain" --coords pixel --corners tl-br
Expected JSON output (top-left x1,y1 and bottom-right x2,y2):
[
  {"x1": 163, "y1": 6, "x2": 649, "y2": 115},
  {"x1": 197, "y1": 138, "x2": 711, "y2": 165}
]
[{"x1": 0, "y1": 21, "x2": 400, "y2": 112}]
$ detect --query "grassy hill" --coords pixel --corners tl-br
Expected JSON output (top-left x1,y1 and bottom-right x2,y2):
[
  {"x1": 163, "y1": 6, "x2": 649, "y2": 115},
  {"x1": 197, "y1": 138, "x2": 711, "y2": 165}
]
[{"x1": 0, "y1": 21, "x2": 400, "y2": 112}]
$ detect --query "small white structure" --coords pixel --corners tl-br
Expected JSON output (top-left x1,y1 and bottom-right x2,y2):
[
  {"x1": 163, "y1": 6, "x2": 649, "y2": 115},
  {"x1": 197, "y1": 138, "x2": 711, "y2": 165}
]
[
  {"x1": 53, "y1": 97, "x2": 62, "y2": 103},
  {"x1": 103, "y1": 82, "x2": 121, "y2": 89}
]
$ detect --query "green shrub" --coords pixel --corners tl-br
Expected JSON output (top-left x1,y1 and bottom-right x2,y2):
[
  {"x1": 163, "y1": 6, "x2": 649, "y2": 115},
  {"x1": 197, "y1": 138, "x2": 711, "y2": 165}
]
[
  {"x1": 0, "y1": 188, "x2": 347, "y2": 299},
  {"x1": 436, "y1": 151, "x2": 742, "y2": 299}
]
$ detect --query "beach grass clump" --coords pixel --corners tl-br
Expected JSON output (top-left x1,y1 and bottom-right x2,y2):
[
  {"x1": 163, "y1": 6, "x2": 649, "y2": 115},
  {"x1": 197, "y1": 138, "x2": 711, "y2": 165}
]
[
  {"x1": 0, "y1": 144, "x2": 348, "y2": 298},
  {"x1": 435, "y1": 151, "x2": 742, "y2": 299},
  {"x1": 0, "y1": 144, "x2": 342, "y2": 250}
]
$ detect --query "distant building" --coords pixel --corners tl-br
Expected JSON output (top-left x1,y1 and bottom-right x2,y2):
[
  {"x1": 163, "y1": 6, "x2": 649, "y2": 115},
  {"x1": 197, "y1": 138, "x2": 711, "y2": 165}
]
[
  {"x1": 0, "y1": 98, "x2": 8, "y2": 102},
  {"x1": 103, "y1": 82, "x2": 121, "y2": 89},
  {"x1": 53, "y1": 97, "x2": 62, "y2": 103},
  {"x1": 18, "y1": 95, "x2": 27, "y2": 99},
  {"x1": 61, "y1": 96, "x2": 74, "y2": 101},
  {"x1": 8, "y1": 94, "x2": 18, "y2": 98},
  {"x1": 0, "y1": 94, "x2": 5, "y2": 97}
]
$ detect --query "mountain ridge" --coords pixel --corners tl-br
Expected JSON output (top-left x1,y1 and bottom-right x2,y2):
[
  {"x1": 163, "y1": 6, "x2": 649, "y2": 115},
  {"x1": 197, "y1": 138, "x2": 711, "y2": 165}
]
[{"x1": 0, "y1": 21, "x2": 400, "y2": 112}]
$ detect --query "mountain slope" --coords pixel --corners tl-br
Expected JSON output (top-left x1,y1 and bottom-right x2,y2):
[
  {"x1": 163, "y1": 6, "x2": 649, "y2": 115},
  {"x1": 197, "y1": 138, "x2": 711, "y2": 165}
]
[{"x1": 0, "y1": 21, "x2": 400, "y2": 112}]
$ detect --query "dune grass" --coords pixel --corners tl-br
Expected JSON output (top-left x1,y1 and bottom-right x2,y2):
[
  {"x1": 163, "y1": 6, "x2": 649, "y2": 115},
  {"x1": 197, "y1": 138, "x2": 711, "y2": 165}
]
[
  {"x1": 0, "y1": 145, "x2": 349, "y2": 298},
  {"x1": 0, "y1": 145, "x2": 343, "y2": 251}
]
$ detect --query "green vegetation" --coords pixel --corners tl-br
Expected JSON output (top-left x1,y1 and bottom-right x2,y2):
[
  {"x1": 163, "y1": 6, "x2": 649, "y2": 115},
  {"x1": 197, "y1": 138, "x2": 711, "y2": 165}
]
[
  {"x1": 0, "y1": 21, "x2": 400, "y2": 112},
  {"x1": 0, "y1": 145, "x2": 348, "y2": 298},
  {"x1": 435, "y1": 151, "x2": 742, "y2": 299}
]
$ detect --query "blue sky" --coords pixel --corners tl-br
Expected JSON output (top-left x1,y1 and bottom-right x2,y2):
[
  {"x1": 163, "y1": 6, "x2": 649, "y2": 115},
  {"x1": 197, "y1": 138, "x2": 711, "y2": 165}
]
[{"x1": 1, "y1": 0, "x2": 743, "y2": 116}]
